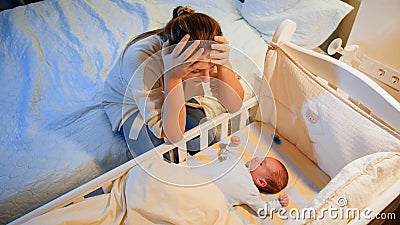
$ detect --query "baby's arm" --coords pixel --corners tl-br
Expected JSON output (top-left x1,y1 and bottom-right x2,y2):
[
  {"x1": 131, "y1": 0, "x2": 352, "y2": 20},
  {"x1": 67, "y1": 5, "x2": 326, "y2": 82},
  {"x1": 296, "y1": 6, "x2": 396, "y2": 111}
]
[
  {"x1": 247, "y1": 194, "x2": 289, "y2": 218},
  {"x1": 219, "y1": 136, "x2": 241, "y2": 161}
]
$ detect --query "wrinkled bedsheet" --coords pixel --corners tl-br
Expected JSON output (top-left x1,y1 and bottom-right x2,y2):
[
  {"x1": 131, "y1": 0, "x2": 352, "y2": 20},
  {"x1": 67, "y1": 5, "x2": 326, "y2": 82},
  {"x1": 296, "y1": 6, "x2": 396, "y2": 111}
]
[
  {"x1": 22, "y1": 159, "x2": 244, "y2": 225},
  {"x1": 0, "y1": 0, "x2": 268, "y2": 223}
]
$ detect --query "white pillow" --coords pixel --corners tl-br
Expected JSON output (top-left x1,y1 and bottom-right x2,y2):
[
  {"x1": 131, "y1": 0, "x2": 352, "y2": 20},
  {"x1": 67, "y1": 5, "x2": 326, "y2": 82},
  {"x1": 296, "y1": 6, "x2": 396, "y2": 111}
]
[
  {"x1": 237, "y1": 0, "x2": 353, "y2": 49},
  {"x1": 292, "y1": 152, "x2": 400, "y2": 224}
]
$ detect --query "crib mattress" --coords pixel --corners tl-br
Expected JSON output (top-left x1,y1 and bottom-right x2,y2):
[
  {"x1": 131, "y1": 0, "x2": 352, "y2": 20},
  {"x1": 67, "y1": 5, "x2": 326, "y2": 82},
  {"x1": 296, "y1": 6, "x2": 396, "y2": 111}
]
[{"x1": 186, "y1": 121, "x2": 330, "y2": 225}]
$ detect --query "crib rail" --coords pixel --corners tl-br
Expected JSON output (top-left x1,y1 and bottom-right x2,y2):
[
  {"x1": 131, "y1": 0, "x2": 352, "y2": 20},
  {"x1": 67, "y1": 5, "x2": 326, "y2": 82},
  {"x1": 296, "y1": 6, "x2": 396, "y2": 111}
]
[
  {"x1": 10, "y1": 96, "x2": 259, "y2": 225},
  {"x1": 273, "y1": 20, "x2": 400, "y2": 133},
  {"x1": 172, "y1": 96, "x2": 258, "y2": 162}
]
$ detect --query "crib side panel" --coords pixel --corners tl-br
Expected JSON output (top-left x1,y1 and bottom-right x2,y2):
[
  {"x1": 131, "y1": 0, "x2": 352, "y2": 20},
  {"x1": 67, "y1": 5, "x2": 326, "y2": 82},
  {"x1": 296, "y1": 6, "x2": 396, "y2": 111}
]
[{"x1": 262, "y1": 43, "x2": 400, "y2": 178}]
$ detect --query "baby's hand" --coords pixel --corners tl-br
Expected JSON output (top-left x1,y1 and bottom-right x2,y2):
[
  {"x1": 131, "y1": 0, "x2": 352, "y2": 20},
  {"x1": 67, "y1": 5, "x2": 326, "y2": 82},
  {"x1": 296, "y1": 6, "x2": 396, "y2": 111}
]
[
  {"x1": 230, "y1": 136, "x2": 241, "y2": 145},
  {"x1": 278, "y1": 194, "x2": 289, "y2": 207}
]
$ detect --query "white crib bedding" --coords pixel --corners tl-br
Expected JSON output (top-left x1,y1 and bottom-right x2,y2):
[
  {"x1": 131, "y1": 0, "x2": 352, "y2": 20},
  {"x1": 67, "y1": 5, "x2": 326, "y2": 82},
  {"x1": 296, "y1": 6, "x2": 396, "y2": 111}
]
[
  {"x1": 20, "y1": 121, "x2": 331, "y2": 225},
  {"x1": 186, "y1": 122, "x2": 331, "y2": 225}
]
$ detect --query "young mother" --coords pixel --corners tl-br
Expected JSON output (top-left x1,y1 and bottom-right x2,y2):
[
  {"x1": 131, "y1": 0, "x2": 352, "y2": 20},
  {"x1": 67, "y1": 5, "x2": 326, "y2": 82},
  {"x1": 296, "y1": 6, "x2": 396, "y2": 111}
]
[{"x1": 103, "y1": 6, "x2": 244, "y2": 159}]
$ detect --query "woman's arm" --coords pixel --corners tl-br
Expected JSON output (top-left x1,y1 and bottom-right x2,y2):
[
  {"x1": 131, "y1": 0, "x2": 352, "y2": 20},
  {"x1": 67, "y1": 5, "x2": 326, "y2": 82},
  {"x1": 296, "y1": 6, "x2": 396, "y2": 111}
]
[
  {"x1": 161, "y1": 35, "x2": 204, "y2": 142},
  {"x1": 162, "y1": 77, "x2": 186, "y2": 142},
  {"x1": 210, "y1": 36, "x2": 244, "y2": 112}
]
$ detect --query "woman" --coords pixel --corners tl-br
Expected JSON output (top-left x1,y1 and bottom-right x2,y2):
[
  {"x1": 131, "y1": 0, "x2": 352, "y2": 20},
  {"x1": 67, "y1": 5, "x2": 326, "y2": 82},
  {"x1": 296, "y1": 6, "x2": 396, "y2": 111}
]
[{"x1": 102, "y1": 6, "x2": 244, "y2": 159}]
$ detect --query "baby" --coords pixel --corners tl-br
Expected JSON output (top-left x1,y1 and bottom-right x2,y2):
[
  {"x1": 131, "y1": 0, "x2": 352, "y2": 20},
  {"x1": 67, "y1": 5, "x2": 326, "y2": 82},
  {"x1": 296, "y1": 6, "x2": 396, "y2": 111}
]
[{"x1": 191, "y1": 135, "x2": 289, "y2": 217}]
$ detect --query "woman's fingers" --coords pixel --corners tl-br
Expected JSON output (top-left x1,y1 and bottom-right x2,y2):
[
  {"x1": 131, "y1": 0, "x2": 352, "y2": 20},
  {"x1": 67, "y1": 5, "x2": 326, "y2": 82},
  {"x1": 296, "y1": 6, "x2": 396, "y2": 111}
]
[
  {"x1": 211, "y1": 36, "x2": 230, "y2": 66},
  {"x1": 210, "y1": 50, "x2": 229, "y2": 60},
  {"x1": 184, "y1": 47, "x2": 204, "y2": 66},
  {"x1": 211, "y1": 43, "x2": 229, "y2": 52},
  {"x1": 161, "y1": 40, "x2": 170, "y2": 56},
  {"x1": 179, "y1": 40, "x2": 201, "y2": 62},
  {"x1": 172, "y1": 34, "x2": 191, "y2": 57},
  {"x1": 214, "y1": 36, "x2": 229, "y2": 44}
]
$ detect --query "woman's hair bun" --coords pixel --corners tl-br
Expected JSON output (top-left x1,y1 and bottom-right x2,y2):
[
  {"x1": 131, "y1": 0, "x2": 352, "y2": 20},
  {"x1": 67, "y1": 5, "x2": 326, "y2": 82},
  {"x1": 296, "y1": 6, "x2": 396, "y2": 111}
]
[{"x1": 173, "y1": 6, "x2": 195, "y2": 18}]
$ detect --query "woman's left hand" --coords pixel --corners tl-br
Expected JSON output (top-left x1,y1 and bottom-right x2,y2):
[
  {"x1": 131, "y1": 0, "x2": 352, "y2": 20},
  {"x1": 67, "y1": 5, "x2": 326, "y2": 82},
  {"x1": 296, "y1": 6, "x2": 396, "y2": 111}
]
[{"x1": 210, "y1": 36, "x2": 231, "y2": 67}]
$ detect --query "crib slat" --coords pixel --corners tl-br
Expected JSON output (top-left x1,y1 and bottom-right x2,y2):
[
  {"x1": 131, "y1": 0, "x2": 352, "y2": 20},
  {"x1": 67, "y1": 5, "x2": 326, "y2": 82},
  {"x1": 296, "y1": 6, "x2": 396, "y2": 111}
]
[
  {"x1": 200, "y1": 127, "x2": 209, "y2": 150},
  {"x1": 220, "y1": 121, "x2": 228, "y2": 139},
  {"x1": 168, "y1": 150, "x2": 176, "y2": 163},
  {"x1": 239, "y1": 108, "x2": 248, "y2": 129},
  {"x1": 176, "y1": 139, "x2": 188, "y2": 163},
  {"x1": 177, "y1": 147, "x2": 187, "y2": 163}
]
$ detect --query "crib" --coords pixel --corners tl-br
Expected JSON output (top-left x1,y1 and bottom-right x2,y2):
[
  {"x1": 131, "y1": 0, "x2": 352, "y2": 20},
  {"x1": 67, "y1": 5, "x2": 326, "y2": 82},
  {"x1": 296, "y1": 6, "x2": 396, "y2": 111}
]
[{"x1": 9, "y1": 19, "x2": 400, "y2": 225}]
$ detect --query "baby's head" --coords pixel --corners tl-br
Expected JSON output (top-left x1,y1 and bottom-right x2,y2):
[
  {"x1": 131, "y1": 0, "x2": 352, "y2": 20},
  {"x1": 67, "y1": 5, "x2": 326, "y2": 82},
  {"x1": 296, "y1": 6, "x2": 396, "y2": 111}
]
[{"x1": 246, "y1": 157, "x2": 289, "y2": 194}]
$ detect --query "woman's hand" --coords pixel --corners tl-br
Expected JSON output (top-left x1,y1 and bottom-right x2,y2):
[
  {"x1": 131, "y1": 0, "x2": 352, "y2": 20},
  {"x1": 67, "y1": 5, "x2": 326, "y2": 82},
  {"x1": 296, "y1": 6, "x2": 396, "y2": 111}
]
[
  {"x1": 210, "y1": 35, "x2": 244, "y2": 113},
  {"x1": 210, "y1": 36, "x2": 231, "y2": 68},
  {"x1": 162, "y1": 34, "x2": 204, "y2": 80}
]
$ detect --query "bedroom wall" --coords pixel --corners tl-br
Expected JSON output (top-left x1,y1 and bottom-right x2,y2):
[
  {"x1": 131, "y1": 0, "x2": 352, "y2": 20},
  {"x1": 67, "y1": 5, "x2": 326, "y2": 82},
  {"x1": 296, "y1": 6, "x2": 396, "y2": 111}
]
[
  {"x1": 319, "y1": 0, "x2": 360, "y2": 54},
  {"x1": 322, "y1": 0, "x2": 400, "y2": 102},
  {"x1": 346, "y1": 0, "x2": 400, "y2": 101}
]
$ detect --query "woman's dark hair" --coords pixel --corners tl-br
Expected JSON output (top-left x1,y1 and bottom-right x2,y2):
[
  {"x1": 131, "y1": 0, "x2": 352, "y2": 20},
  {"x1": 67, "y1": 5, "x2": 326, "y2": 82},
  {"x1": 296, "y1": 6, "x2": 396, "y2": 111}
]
[{"x1": 122, "y1": 6, "x2": 222, "y2": 56}]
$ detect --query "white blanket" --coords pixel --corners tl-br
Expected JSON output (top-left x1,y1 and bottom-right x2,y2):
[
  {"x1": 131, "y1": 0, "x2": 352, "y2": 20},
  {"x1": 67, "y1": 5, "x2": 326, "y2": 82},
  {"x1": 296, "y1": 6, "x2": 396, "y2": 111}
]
[{"x1": 23, "y1": 160, "x2": 244, "y2": 225}]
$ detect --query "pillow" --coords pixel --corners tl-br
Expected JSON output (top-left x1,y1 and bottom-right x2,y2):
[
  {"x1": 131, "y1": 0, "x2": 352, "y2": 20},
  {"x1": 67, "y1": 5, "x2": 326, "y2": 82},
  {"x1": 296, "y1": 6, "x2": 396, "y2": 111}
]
[
  {"x1": 236, "y1": 0, "x2": 353, "y2": 49},
  {"x1": 291, "y1": 152, "x2": 400, "y2": 224}
]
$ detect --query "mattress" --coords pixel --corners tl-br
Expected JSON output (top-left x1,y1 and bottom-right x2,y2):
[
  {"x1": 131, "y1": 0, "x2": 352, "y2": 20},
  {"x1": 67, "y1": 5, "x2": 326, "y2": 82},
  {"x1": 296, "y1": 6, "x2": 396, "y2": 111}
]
[{"x1": 186, "y1": 122, "x2": 330, "y2": 224}]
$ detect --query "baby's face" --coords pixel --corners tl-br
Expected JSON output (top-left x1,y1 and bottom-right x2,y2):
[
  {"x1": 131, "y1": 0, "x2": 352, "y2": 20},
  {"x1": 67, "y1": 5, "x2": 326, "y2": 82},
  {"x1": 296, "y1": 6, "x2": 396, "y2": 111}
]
[{"x1": 246, "y1": 157, "x2": 265, "y2": 172}]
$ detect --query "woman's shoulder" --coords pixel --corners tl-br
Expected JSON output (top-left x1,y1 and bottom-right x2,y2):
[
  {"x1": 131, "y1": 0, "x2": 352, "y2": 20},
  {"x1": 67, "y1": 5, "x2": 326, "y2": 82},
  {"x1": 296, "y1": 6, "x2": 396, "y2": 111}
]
[{"x1": 126, "y1": 34, "x2": 163, "y2": 54}]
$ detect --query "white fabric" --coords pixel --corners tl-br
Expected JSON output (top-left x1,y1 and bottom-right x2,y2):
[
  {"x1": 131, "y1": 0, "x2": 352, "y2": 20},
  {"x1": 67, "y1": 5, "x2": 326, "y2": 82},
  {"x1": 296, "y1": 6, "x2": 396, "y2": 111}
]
[
  {"x1": 263, "y1": 47, "x2": 400, "y2": 178},
  {"x1": 237, "y1": 0, "x2": 353, "y2": 49},
  {"x1": 0, "y1": 0, "x2": 268, "y2": 223},
  {"x1": 190, "y1": 142, "x2": 284, "y2": 215},
  {"x1": 23, "y1": 160, "x2": 244, "y2": 225},
  {"x1": 287, "y1": 152, "x2": 400, "y2": 224}
]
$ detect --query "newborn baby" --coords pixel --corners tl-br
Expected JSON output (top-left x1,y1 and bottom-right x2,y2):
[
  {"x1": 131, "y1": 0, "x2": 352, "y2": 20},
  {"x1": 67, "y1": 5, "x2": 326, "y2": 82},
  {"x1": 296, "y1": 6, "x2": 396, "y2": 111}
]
[{"x1": 191, "y1": 135, "x2": 289, "y2": 217}]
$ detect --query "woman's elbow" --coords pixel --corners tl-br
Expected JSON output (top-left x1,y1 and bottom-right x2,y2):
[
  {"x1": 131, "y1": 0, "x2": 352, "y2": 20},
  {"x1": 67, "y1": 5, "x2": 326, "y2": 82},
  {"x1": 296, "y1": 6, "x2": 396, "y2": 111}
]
[
  {"x1": 162, "y1": 126, "x2": 185, "y2": 143},
  {"x1": 228, "y1": 103, "x2": 242, "y2": 113},
  {"x1": 226, "y1": 95, "x2": 244, "y2": 113},
  {"x1": 168, "y1": 134, "x2": 184, "y2": 143}
]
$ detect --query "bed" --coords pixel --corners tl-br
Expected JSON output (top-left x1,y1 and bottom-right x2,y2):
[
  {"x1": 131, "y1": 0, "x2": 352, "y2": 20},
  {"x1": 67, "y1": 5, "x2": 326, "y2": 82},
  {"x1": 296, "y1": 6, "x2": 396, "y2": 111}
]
[{"x1": 0, "y1": 0, "x2": 368, "y2": 224}]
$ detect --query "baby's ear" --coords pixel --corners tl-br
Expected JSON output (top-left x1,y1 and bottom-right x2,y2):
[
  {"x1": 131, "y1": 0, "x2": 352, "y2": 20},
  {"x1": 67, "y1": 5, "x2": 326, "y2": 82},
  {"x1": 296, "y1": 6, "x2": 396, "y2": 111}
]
[{"x1": 257, "y1": 178, "x2": 268, "y2": 188}]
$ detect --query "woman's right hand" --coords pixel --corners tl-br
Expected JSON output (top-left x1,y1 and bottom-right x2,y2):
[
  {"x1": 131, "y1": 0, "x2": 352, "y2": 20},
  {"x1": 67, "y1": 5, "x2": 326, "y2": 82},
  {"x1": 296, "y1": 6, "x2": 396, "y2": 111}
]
[{"x1": 162, "y1": 34, "x2": 204, "y2": 80}]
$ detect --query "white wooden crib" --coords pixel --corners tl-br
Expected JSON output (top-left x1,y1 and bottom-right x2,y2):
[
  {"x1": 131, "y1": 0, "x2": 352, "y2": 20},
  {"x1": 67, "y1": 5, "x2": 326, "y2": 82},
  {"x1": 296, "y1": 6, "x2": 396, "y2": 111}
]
[{"x1": 11, "y1": 20, "x2": 400, "y2": 225}]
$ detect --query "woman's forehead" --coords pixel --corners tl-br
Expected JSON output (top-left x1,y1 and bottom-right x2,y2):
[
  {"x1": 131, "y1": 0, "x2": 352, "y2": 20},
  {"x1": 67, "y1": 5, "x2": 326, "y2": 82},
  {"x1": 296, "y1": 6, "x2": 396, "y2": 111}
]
[{"x1": 189, "y1": 50, "x2": 216, "y2": 70}]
